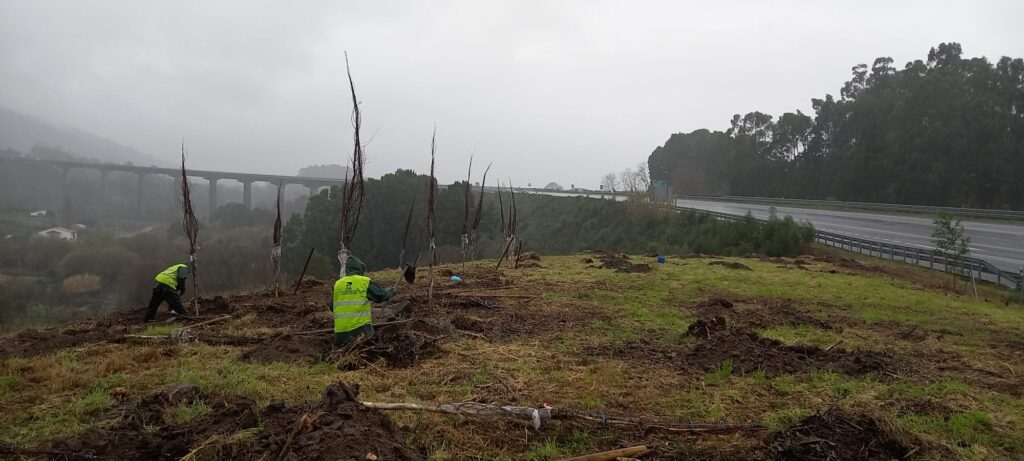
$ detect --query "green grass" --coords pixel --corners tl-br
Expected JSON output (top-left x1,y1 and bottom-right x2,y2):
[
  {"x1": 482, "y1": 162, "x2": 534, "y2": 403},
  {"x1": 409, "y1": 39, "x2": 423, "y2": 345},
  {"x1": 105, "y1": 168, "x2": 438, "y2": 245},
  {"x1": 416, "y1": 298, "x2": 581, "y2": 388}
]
[
  {"x1": 165, "y1": 401, "x2": 210, "y2": 425},
  {"x1": 758, "y1": 325, "x2": 841, "y2": 349},
  {"x1": 522, "y1": 430, "x2": 596, "y2": 461},
  {"x1": 171, "y1": 346, "x2": 339, "y2": 405},
  {"x1": 73, "y1": 387, "x2": 112, "y2": 416},
  {"x1": 4, "y1": 252, "x2": 1024, "y2": 459},
  {"x1": 704, "y1": 360, "x2": 734, "y2": 384},
  {"x1": 142, "y1": 322, "x2": 185, "y2": 336},
  {"x1": 0, "y1": 374, "x2": 22, "y2": 395}
]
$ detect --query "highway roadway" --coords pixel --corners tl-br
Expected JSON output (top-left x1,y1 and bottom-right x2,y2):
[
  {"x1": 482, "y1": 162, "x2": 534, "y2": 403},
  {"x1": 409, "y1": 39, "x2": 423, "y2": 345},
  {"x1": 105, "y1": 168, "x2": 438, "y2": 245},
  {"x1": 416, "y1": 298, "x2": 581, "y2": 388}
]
[{"x1": 675, "y1": 198, "x2": 1024, "y2": 273}]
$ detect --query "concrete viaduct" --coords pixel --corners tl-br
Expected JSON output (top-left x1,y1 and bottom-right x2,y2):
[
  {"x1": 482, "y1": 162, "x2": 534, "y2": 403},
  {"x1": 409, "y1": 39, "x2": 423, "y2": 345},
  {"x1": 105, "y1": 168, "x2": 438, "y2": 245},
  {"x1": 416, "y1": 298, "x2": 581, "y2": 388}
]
[{"x1": 13, "y1": 157, "x2": 345, "y2": 215}]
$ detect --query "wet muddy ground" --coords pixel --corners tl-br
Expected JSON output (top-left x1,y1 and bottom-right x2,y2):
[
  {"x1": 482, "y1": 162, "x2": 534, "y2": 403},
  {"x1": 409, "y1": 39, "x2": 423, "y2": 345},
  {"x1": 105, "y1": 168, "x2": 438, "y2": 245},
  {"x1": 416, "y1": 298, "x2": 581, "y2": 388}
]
[
  {"x1": 48, "y1": 382, "x2": 423, "y2": 460},
  {"x1": 767, "y1": 408, "x2": 910, "y2": 460}
]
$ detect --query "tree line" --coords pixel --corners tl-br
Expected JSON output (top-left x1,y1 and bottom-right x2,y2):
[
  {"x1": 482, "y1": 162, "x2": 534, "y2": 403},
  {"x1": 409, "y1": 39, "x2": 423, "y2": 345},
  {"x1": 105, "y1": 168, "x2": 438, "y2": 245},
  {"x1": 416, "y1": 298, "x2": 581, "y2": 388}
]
[
  {"x1": 282, "y1": 169, "x2": 815, "y2": 279},
  {"x1": 1, "y1": 167, "x2": 815, "y2": 330},
  {"x1": 648, "y1": 43, "x2": 1024, "y2": 209}
]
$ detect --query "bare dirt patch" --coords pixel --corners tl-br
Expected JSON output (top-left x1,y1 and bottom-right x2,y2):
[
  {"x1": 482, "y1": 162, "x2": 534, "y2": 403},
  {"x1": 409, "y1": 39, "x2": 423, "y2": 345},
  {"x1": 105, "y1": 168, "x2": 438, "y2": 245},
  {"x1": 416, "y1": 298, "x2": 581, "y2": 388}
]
[
  {"x1": 587, "y1": 250, "x2": 653, "y2": 273},
  {"x1": 689, "y1": 298, "x2": 839, "y2": 332},
  {"x1": 894, "y1": 397, "x2": 956, "y2": 417},
  {"x1": 0, "y1": 325, "x2": 121, "y2": 359},
  {"x1": 681, "y1": 321, "x2": 894, "y2": 377},
  {"x1": 239, "y1": 382, "x2": 422, "y2": 460},
  {"x1": 46, "y1": 382, "x2": 422, "y2": 460},
  {"x1": 239, "y1": 333, "x2": 332, "y2": 364},
  {"x1": 51, "y1": 383, "x2": 260, "y2": 460},
  {"x1": 768, "y1": 408, "x2": 911, "y2": 461}
]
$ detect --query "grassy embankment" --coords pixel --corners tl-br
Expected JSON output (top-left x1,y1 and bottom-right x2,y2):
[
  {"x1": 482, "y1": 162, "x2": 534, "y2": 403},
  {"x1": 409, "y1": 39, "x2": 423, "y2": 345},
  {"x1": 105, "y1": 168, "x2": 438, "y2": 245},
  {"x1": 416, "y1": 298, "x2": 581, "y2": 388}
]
[{"x1": 1, "y1": 248, "x2": 1022, "y2": 459}]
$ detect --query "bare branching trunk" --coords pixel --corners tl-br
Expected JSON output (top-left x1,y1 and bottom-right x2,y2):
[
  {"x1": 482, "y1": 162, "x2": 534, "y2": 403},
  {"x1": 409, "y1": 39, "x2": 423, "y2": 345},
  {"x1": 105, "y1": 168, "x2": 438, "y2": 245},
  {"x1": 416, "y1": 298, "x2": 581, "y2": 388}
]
[
  {"x1": 427, "y1": 129, "x2": 438, "y2": 303},
  {"x1": 469, "y1": 162, "x2": 491, "y2": 260},
  {"x1": 180, "y1": 143, "x2": 200, "y2": 314},
  {"x1": 461, "y1": 156, "x2": 472, "y2": 268},
  {"x1": 272, "y1": 180, "x2": 283, "y2": 297},
  {"x1": 496, "y1": 180, "x2": 519, "y2": 269},
  {"x1": 338, "y1": 53, "x2": 366, "y2": 277}
]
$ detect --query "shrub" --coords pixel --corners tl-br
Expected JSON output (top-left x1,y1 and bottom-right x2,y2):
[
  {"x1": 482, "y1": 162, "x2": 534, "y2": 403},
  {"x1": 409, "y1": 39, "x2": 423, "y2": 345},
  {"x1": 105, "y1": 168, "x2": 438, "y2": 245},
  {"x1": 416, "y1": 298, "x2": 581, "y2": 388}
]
[{"x1": 61, "y1": 274, "x2": 101, "y2": 294}]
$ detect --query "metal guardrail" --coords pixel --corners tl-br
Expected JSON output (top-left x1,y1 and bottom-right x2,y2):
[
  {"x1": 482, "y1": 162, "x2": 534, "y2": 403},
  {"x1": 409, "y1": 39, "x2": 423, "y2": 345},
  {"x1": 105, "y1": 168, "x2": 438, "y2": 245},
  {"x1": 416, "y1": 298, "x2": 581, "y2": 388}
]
[
  {"x1": 672, "y1": 206, "x2": 1024, "y2": 289},
  {"x1": 675, "y1": 195, "x2": 1024, "y2": 221}
]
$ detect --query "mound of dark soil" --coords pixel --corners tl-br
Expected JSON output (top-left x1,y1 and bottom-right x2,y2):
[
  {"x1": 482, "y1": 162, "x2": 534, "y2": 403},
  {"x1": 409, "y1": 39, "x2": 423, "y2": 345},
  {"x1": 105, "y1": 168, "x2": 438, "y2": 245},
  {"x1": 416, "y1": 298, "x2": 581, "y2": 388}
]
[
  {"x1": 520, "y1": 251, "x2": 541, "y2": 261},
  {"x1": 691, "y1": 298, "x2": 735, "y2": 317},
  {"x1": 686, "y1": 316, "x2": 728, "y2": 337},
  {"x1": 50, "y1": 382, "x2": 422, "y2": 460},
  {"x1": 689, "y1": 298, "x2": 839, "y2": 332},
  {"x1": 769, "y1": 408, "x2": 910, "y2": 460},
  {"x1": 744, "y1": 303, "x2": 838, "y2": 331},
  {"x1": 812, "y1": 254, "x2": 880, "y2": 273},
  {"x1": 682, "y1": 327, "x2": 893, "y2": 377},
  {"x1": 589, "y1": 251, "x2": 652, "y2": 273},
  {"x1": 241, "y1": 383, "x2": 423, "y2": 460},
  {"x1": 708, "y1": 261, "x2": 753, "y2": 271},
  {"x1": 346, "y1": 329, "x2": 442, "y2": 369},
  {"x1": 894, "y1": 398, "x2": 955, "y2": 417},
  {"x1": 52, "y1": 384, "x2": 260, "y2": 460},
  {"x1": 240, "y1": 333, "x2": 332, "y2": 364},
  {"x1": 0, "y1": 324, "x2": 125, "y2": 359}
]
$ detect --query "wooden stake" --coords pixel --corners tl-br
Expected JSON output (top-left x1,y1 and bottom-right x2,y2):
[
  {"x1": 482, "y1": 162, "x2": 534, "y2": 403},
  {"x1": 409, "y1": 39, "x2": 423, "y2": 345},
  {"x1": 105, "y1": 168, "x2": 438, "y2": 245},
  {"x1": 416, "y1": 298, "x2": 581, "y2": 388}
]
[
  {"x1": 292, "y1": 246, "x2": 316, "y2": 294},
  {"x1": 556, "y1": 445, "x2": 648, "y2": 461}
]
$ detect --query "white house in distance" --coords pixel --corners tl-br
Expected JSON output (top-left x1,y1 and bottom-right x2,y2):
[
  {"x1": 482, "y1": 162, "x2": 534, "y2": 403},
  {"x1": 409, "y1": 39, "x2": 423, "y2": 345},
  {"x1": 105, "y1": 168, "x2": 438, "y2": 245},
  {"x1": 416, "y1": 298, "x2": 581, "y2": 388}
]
[
  {"x1": 29, "y1": 210, "x2": 47, "y2": 217},
  {"x1": 36, "y1": 227, "x2": 78, "y2": 241}
]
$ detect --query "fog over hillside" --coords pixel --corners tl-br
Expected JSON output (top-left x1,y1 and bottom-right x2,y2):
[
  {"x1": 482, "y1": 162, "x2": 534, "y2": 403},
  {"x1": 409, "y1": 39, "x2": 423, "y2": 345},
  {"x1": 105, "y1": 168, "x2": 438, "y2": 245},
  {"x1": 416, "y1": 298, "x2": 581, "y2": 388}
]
[{"x1": 0, "y1": 106, "x2": 164, "y2": 166}]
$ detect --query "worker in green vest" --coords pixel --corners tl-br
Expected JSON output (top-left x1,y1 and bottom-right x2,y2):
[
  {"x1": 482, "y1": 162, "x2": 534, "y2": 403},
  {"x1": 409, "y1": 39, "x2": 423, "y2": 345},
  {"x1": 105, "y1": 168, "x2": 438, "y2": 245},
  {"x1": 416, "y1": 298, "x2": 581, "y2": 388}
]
[
  {"x1": 144, "y1": 263, "x2": 190, "y2": 322},
  {"x1": 332, "y1": 255, "x2": 396, "y2": 347}
]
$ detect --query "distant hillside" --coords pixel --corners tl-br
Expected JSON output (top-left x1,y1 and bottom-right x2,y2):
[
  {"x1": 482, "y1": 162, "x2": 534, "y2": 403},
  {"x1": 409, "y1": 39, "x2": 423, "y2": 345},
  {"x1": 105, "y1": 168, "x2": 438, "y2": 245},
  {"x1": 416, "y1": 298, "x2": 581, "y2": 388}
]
[
  {"x1": 297, "y1": 163, "x2": 349, "y2": 179},
  {"x1": 0, "y1": 106, "x2": 163, "y2": 166}
]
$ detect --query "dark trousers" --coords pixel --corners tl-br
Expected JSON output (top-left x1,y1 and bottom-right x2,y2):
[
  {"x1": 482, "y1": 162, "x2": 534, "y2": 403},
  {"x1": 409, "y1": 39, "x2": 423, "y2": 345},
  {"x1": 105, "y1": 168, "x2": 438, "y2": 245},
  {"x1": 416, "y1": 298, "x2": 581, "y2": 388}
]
[
  {"x1": 145, "y1": 284, "x2": 187, "y2": 321},
  {"x1": 333, "y1": 324, "x2": 374, "y2": 347}
]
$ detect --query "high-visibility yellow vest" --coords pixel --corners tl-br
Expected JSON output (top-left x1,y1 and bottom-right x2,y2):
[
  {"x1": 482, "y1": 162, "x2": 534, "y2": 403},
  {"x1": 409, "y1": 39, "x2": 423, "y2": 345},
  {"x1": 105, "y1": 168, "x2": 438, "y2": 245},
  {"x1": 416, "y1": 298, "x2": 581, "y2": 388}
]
[
  {"x1": 333, "y1": 275, "x2": 372, "y2": 333},
  {"x1": 155, "y1": 264, "x2": 188, "y2": 290}
]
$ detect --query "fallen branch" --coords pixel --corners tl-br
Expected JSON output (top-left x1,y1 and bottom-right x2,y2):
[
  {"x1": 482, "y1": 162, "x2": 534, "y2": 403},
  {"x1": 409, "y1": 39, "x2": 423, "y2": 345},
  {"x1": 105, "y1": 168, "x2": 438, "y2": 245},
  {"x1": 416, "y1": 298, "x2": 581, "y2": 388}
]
[
  {"x1": 824, "y1": 339, "x2": 844, "y2": 351},
  {"x1": 453, "y1": 292, "x2": 535, "y2": 299},
  {"x1": 456, "y1": 329, "x2": 487, "y2": 340},
  {"x1": 293, "y1": 319, "x2": 414, "y2": 336},
  {"x1": 185, "y1": 315, "x2": 232, "y2": 329},
  {"x1": 361, "y1": 401, "x2": 767, "y2": 434},
  {"x1": 275, "y1": 410, "x2": 311, "y2": 461},
  {"x1": 557, "y1": 445, "x2": 648, "y2": 461}
]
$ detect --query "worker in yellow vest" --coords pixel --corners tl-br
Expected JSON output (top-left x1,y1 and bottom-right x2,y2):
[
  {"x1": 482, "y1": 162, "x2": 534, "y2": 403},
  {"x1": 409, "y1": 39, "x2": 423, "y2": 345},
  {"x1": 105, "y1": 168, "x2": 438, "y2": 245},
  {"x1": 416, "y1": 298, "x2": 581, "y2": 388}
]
[
  {"x1": 332, "y1": 255, "x2": 395, "y2": 347},
  {"x1": 144, "y1": 263, "x2": 190, "y2": 322}
]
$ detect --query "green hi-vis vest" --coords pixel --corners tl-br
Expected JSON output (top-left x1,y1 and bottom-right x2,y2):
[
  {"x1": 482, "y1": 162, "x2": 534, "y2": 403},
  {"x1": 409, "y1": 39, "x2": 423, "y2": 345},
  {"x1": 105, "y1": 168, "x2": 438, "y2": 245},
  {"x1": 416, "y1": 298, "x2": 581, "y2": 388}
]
[
  {"x1": 333, "y1": 275, "x2": 372, "y2": 334},
  {"x1": 155, "y1": 264, "x2": 188, "y2": 290}
]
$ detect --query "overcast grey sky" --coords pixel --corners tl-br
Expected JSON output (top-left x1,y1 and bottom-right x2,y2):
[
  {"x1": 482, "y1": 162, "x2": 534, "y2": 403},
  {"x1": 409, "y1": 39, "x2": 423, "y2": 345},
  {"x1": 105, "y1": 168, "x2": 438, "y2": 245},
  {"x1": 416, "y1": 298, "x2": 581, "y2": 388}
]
[{"x1": 2, "y1": 1, "x2": 1023, "y2": 187}]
